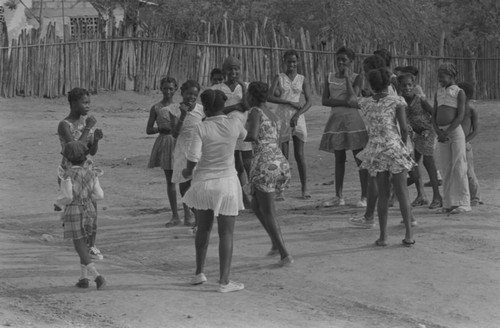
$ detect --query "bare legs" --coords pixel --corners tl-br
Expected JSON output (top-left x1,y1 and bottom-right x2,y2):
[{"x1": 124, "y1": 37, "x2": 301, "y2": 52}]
[
  {"x1": 408, "y1": 152, "x2": 428, "y2": 206},
  {"x1": 375, "y1": 171, "x2": 413, "y2": 246},
  {"x1": 179, "y1": 181, "x2": 195, "y2": 226},
  {"x1": 333, "y1": 149, "x2": 368, "y2": 200},
  {"x1": 164, "y1": 169, "x2": 180, "y2": 226},
  {"x1": 421, "y1": 153, "x2": 442, "y2": 206},
  {"x1": 251, "y1": 189, "x2": 291, "y2": 261},
  {"x1": 235, "y1": 150, "x2": 253, "y2": 208},
  {"x1": 194, "y1": 210, "x2": 236, "y2": 285},
  {"x1": 280, "y1": 137, "x2": 309, "y2": 198}
]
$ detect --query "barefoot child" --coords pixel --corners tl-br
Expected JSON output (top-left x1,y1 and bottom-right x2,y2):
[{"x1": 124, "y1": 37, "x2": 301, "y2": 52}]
[
  {"x1": 55, "y1": 141, "x2": 106, "y2": 289},
  {"x1": 146, "y1": 77, "x2": 181, "y2": 227},
  {"x1": 246, "y1": 81, "x2": 294, "y2": 266},
  {"x1": 398, "y1": 73, "x2": 442, "y2": 209},
  {"x1": 432, "y1": 63, "x2": 471, "y2": 214},
  {"x1": 182, "y1": 89, "x2": 246, "y2": 293},
  {"x1": 58, "y1": 88, "x2": 104, "y2": 260},
  {"x1": 348, "y1": 68, "x2": 415, "y2": 246},
  {"x1": 457, "y1": 82, "x2": 482, "y2": 206},
  {"x1": 267, "y1": 49, "x2": 312, "y2": 200},
  {"x1": 170, "y1": 80, "x2": 205, "y2": 230}
]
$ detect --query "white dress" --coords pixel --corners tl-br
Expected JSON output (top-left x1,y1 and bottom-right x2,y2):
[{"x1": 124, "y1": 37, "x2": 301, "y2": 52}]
[
  {"x1": 275, "y1": 73, "x2": 307, "y2": 142},
  {"x1": 170, "y1": 103, "x2": 205, "y2": 183},
  {"x1": 211, "y1": 82, "x2": 253, "y2": 151},
  {"x1": 182, "y1": 115, "x2": 247, "y2": 216}
]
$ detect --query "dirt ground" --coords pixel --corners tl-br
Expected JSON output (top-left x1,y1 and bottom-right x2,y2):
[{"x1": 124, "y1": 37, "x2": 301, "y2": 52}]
[{"x1": 1, "y1": 90, "x2": 499, "y2": 328}]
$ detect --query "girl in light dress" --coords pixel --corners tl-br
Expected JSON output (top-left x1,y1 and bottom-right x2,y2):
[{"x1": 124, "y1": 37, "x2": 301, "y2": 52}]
[
  {"x1": 182, "y1": 89, "x2": 247, "y2": 293},
  {"x1": 268, "y1": 49, "x2": 312, "y2": 200},
  {"x1": 211, "y1": 56, "x2": 252, "y2": 208},
  {"x1": 146, "y1": 77, "x2": 181, "y2": 227},
  {"x1": 319, "y1": 46, "x2": 369, "y2": 207},
  {"x1": 347, "y1": 67, "x2": 415, "y2": 247},
  {"x1": 246, "y1": 81, "x2": 294, "y2": 266},
  {"x1": 170, "y1": 80, "x2": 205, "y2": 230}
]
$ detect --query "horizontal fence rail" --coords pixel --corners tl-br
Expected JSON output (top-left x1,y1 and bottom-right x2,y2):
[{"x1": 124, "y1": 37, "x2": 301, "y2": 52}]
[{"x1": 0, "y1": 21, "x2": 499, "y2": 99}]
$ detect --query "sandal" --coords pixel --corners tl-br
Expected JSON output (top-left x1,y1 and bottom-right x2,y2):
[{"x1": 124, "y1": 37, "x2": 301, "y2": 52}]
[
  {"x1": 428, "y1": 199, "x2": 442, "y2": 209},
  {"x1": 323, "y1": 197, "x2": 345, "y2": 207},
  {"x1": 374, "y1": 239, "x2": 388, "y2": 247},
  {"x1": 436, "y1": 208, "x2": 452, "y2": 214},
  {"x1": 165, "y1": 219, "x2": 181, "y2": 228},
  {"x1": 450, "y1": 206, "x2": 471, "y2": 214},
  {"x1": 402, "y1": 239, "x2": 416, "y2": 247},
  {"x1": 411, "y1": 197, "x2": 429, "y2": 207}
]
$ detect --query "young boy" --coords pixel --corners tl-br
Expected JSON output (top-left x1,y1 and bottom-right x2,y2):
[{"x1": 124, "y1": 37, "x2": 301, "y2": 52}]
[
  {"x1": 432, "y1": 62, "x2": 470, "y2": 214},
  {"x1": 457, "y1": 82, "x2": 482, "y2": 206},
  {"x1": 57, "y1": 88, "x2": 104, "y2": 260},
  {"x1": 56, "y1": 141, "x2": 106, "y2": 289}
]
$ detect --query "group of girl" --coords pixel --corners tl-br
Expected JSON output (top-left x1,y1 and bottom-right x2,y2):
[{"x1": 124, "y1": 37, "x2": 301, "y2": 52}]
[
  {"x1": 146, "y1": 56, "x2": 298, "y2": 292},
  {"x1": 58, "y1": 45, "x2": 474, "y2": 292}
]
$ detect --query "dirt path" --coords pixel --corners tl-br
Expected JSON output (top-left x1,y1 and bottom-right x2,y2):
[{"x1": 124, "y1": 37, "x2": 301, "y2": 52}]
[{"x1": 1, "y1": 92, "x2": 500, "y2": 328}]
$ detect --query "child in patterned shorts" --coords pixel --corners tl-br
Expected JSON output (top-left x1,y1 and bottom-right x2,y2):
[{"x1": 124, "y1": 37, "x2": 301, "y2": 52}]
[{"x1": 56, "y1": 141, "x2": 106, "y2": 289}]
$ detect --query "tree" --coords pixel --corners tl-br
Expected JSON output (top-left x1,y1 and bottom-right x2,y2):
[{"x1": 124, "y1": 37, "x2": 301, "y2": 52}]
[{"x1": 436, "y1": 0, "x2": 500, "y2": 96}]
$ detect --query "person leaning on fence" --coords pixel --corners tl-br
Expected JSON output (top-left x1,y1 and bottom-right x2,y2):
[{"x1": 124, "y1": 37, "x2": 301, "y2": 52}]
[
  {"x1": 57, "y1": 87, "x2": 104, "y2": 261},
  {"x1": 432, "y1": 62, "x2": 471, "y2": 214}
]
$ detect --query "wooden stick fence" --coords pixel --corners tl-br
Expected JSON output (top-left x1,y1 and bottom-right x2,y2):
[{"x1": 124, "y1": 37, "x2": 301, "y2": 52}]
[{"x1": 1, "y1": 21, "x2": 499, "y2": 99}]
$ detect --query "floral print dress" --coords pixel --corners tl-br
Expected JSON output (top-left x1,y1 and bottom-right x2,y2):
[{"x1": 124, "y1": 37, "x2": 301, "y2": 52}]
[
  {"x1": 249, "y1": 106, "x2": 291, "y2": 193},
  {"x1": 356, "y1": 95, "x2": 415, "y2": 176},
  {"x1": 406, "y1": 95, "x2": 436, "y2": 156}
]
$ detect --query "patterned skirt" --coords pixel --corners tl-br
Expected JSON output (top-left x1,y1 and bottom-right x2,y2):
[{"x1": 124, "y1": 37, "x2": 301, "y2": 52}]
[
  {"x1": 62, "y1": 201, "x2": 97, "y2": 240},
  {"x1": 182, "y1": 175, "x2": 244, "y2": 216},
  {"x1": 412, "y1": 130, "x2": 437, "y2": 156},
  {"x1": 356, "y1": 141, "x2": 416, "y2": 177},
  {"x1": 148, "y1": 134, "x2": 175, "y2": 170},
  {"x1": 250, "y1": 149, "x2": 291, "y2": 193}
]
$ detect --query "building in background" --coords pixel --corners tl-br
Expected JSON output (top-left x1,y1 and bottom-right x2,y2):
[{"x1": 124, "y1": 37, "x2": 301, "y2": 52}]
[{"x1": 0, "y1": 0, "x2": 124, "y2": 43}]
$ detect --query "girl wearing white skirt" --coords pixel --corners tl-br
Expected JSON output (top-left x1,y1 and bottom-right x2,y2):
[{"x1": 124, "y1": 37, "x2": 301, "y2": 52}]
[{"x1": 182, "y1": 89, "x2": 247, "y2": 293}]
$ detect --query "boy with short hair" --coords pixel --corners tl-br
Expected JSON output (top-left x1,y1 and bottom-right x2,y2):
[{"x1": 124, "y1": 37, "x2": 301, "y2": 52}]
[
  {"x1": 457, "y1": 82, "x2": 482, "y2": 206},
  {"x1": 57, "y1": 87, "x2": 104, "y2": 260}
]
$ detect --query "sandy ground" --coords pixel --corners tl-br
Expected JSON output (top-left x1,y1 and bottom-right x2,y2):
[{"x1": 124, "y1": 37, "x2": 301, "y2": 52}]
[{"x1": 1, "y1": 91, "x2": 500, "y2": 328}]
